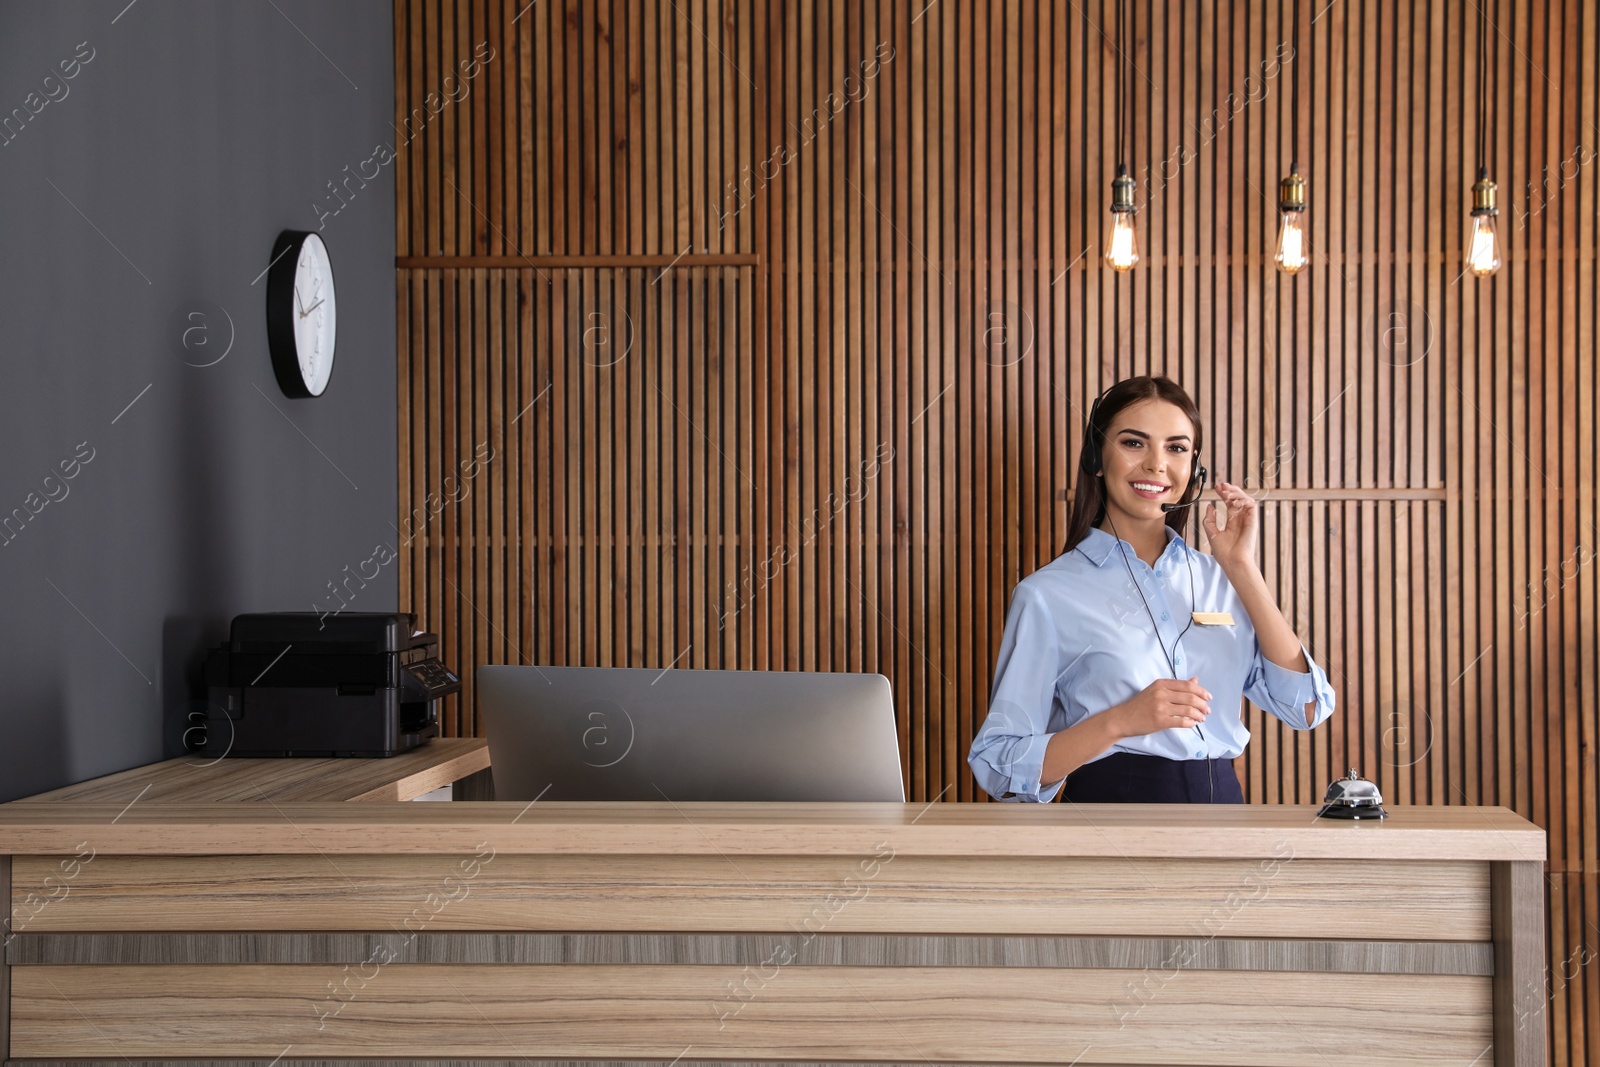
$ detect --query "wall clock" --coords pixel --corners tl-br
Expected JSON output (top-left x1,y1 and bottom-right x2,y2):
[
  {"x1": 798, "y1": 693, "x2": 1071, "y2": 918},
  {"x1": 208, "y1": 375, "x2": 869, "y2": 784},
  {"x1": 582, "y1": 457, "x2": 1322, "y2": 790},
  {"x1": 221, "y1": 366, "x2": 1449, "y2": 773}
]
[{"x1": 266, "y1": 230, "x2": 337, "y2": 397}]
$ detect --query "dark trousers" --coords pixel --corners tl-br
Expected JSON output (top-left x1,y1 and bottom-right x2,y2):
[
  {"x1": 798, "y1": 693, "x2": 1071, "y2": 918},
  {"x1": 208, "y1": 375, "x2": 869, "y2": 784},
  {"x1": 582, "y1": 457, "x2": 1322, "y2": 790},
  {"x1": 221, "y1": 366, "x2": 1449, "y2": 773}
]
[{"x1": 1061, "y1": 751, "x2": 1244, "y2": 804}]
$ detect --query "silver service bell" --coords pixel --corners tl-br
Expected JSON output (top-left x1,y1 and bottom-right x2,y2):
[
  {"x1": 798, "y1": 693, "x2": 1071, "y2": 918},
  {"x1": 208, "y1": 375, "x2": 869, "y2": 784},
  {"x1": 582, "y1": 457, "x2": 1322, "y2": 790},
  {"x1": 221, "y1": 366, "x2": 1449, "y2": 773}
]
[{"x1": 1316, "y1": 767, "x2": 1388, "y2": 820}]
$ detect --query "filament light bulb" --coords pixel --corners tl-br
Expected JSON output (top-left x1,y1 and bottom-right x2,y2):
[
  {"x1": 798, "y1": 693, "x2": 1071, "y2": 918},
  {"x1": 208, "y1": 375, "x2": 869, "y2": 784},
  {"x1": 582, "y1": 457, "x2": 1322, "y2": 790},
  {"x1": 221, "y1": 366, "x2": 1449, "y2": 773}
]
[
  {"x1": 1466, "y1": 214, "x2": 1500, "y2": 277},
  {"x1": 1274, "y1": 166, "x2": 1309, "y2": 275},
  {"x1": 1106, "y1": 212, "x2": 1139, "y2": 272},
  {"x1": 1105, "y1": 166, "x2": 1139, "y2": 273},
  {"x1": 1467, "y1": 168, "x2": 1502, "y2": 278}
]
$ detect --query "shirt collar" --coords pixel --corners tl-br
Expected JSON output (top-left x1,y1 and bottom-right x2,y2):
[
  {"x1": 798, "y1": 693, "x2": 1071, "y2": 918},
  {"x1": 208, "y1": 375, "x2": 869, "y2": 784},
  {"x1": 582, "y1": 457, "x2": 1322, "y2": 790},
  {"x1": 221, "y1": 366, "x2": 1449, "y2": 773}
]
[{"x1": 1076, "y1": 525, "x2": 1198, "y2": 569}]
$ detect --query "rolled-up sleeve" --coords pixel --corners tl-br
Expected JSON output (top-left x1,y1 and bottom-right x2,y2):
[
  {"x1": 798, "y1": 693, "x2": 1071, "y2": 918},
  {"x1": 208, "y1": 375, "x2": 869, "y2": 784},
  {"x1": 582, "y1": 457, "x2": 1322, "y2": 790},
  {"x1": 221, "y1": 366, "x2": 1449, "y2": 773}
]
[
  {"x1": 968, "y1": 585, "x2": 1067, "y2": 803},
  {"x1": 1244, "y1": 640, "x2": 1337, "y2": 730}
]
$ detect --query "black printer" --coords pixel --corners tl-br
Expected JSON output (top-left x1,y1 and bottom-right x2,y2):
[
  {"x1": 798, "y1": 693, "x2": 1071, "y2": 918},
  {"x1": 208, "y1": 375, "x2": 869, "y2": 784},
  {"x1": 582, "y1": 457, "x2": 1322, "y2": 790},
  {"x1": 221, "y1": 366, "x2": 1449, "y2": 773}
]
[{"x1": 199, "y1": 612, "x2": 459, "y2": 758}]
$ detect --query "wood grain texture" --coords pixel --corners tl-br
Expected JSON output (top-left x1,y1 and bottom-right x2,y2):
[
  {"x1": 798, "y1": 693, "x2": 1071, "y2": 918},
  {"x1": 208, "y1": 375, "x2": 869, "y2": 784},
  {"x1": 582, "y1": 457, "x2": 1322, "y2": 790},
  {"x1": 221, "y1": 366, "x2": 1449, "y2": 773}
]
[
  {"x1": 0, "y1": 801, "x2": 1547, "y2": 860},
  {"x1": 0, "y1": 1061, "x2": 1372, "y2": 1067},
  {"x1": 5, "y1": 931, "x2": 1495, "y2": 974},
  {"x1": 9, "y1": 963, "x2": 1493, "y2": 1064},
  {"x1": 5, "y1": 852, "x2": 1490, "y2": 941},
  {"x1": 1494, "y1": 860, "x2": 1550, "y2": 1066},
  {"x1": 7, "y1": 739, "x2": 489, "y2": 805},
  {"x1": 0, "y1": 1062, "x2": 1467, "y2": 1067},
  {"x1": 391, "y1": 0, "x2": 1600, "y2": 1060}
]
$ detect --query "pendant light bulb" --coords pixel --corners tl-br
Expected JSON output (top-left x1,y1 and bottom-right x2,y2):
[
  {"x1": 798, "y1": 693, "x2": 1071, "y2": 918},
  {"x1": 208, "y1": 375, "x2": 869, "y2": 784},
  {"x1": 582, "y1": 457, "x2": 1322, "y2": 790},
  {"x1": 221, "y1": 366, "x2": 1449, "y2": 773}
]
[
  {"x1": 1467, "y1": 167, "x2": 1501, "y2": 277},
  {"x1": 1105, "y1": 166, "x2": 1139, "y2": 273},
  {"x1": 1274, "y1": 166, "x2": 1309, "y2": 275},
  {"x1": 1107, "y1": 213, "x2": 1139, "y2": 273}
]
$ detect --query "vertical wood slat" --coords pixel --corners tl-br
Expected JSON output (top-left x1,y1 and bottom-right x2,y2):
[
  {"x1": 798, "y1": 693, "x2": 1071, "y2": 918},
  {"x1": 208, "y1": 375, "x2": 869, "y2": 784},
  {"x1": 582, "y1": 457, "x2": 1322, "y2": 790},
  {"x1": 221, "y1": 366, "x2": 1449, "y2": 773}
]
[{"x1": 394, "y1": 2, "x2": 1599, "y2": 1061}]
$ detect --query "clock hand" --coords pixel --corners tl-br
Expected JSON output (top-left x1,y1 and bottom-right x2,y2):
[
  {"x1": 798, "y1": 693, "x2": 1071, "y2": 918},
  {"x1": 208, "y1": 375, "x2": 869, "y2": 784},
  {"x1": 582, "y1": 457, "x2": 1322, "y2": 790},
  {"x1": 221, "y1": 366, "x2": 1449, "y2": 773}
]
[
  {"x1": 294, "y1": 285, "x2": 305, "y2": 317},
  {"x1": 300, "y1": 298, "x2": 325, "y2": 318}
]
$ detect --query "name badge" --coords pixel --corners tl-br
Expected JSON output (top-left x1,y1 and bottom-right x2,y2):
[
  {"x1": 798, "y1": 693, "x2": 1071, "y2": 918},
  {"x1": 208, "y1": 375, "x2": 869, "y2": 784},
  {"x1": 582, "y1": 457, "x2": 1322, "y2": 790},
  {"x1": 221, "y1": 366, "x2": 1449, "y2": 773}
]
[{"x1": 1191, "y1": 611, "x2": 1235, "y2": 626}]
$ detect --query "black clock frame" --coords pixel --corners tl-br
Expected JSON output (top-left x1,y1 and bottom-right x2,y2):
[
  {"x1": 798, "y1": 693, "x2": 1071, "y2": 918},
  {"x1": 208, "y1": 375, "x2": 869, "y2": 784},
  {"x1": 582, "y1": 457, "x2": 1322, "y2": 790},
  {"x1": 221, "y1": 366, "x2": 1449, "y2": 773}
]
[{"x1": 266, "y1": 229, "x2": 336, "y2": 398}]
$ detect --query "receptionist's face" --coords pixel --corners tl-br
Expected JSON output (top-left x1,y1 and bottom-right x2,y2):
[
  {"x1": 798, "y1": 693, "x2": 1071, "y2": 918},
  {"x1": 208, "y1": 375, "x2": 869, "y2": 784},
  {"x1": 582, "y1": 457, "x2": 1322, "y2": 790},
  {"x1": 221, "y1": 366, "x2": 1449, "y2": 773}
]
[{"x1": 1099, "y1": 399, "x2": 1198, "y2": 524}]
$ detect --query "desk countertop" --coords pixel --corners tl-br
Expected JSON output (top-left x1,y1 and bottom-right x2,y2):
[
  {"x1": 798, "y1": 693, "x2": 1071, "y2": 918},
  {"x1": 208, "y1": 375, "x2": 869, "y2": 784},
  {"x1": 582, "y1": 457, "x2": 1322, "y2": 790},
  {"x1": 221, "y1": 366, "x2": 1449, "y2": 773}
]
[
  {"x1": 8, "y1": 737, "x2": 489, "y2": 805},
  {"x1": 0, "y1": 800, "x2": 1546, "y2": 861}
]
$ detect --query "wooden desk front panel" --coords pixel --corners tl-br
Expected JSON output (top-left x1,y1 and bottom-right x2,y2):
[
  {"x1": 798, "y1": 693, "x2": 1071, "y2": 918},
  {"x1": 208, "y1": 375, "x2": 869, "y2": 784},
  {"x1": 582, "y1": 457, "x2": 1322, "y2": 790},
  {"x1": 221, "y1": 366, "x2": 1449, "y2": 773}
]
[
  {"x1": 10, "y1": 963, "x2": 1491, "y2": 1065},
  {"x1": 11, "y1": 852, "x2": 1490, "y2": 941}
]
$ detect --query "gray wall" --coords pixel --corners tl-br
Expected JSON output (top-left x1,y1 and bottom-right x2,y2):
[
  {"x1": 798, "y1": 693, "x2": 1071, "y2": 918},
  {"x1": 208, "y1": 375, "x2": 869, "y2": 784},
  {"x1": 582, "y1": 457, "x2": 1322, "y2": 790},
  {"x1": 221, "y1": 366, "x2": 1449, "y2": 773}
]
[{"x1": 0, "y1": 1, "x2": 398, "y2": 802}]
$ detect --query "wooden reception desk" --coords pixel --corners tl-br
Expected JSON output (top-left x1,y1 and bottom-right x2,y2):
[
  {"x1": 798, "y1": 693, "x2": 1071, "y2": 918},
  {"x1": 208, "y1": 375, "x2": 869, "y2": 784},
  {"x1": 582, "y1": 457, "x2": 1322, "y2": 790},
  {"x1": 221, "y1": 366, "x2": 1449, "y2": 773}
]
[{"x1": 0, "y1": 762, "x2": 1547, "y2": 1066}]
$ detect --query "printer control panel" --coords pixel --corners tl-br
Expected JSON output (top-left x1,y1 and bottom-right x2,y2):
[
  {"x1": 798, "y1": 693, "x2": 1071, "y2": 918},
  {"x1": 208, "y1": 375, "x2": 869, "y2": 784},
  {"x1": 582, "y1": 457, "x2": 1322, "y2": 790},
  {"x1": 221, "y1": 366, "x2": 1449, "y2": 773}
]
[
  {"x1": 404, "y1": 656, "x2": 460, "y2": 697},
  {"x1": 401, "y1": 645, "x2": 459, "y2": 694}
]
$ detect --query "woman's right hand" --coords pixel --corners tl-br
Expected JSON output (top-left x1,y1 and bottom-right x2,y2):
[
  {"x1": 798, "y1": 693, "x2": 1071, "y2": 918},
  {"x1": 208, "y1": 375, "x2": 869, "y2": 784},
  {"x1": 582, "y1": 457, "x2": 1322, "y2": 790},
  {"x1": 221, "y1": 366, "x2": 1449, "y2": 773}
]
[{"x1": 1110, "y1": 677, "x2": 1212, "y2": 737}]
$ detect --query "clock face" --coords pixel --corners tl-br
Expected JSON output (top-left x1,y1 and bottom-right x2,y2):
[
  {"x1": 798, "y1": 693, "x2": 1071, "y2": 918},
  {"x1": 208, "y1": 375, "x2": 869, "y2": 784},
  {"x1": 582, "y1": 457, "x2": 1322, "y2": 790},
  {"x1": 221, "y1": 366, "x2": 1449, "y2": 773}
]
[
  {"x1": 290, "y1": 234, "x2": 336, "y2": 395},
  {"x1": 267, "y1": 230, "x2": 341, "y2": 398}
]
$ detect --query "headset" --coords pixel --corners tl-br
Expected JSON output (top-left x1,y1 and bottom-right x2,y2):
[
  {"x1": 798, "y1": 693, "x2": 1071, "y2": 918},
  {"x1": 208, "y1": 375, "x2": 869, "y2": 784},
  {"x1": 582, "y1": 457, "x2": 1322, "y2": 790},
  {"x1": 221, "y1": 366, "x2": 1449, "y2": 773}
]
[{"x1": 1080, "y1": 378, "x2": 1216, "y2": 803}]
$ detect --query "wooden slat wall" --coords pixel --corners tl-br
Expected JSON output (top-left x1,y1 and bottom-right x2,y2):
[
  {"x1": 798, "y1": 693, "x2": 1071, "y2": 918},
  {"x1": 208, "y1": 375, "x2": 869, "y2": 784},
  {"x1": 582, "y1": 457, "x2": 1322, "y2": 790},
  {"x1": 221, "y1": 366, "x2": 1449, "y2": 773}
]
[{"x1": 394, "y1": 1, "x2": 1599, "y2": 1059}]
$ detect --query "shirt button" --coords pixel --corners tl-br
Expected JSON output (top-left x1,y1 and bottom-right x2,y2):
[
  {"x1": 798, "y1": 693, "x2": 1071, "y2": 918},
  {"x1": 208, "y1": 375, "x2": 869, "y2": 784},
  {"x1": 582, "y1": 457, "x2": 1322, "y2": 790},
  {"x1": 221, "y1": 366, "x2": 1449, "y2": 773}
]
[
  {"x1": 1161, "y1": 613, "x2": 1170, "y2": 621},
  {"x1": 1154, "y1": 568, "x2": 1162, "y2": 577}
]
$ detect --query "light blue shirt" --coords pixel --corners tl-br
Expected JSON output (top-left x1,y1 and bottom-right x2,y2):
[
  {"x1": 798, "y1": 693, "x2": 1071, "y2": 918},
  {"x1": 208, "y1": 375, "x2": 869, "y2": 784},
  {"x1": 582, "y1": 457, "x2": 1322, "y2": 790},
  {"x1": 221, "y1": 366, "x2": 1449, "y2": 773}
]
[{"x1": 968, "y1": 525, "x2": 1337, "y2": 802}]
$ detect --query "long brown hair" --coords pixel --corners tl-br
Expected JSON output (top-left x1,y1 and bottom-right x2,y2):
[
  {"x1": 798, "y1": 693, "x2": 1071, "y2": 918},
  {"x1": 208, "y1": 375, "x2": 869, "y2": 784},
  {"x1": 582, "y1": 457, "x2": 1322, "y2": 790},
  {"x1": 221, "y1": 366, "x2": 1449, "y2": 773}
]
[{"x1": 1062, "y1": 376, "x2": 1205, "y2": 555}]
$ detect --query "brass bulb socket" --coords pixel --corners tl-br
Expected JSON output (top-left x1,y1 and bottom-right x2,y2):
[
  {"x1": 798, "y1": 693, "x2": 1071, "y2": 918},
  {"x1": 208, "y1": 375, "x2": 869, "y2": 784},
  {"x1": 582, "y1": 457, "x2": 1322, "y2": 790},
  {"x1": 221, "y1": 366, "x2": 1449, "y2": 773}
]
[
  {"x1": 1279, "y1": 169, "x2": 1306, "y2": 213},
  {"x1": 1110, "y1": 169, "x2": 1137, "y2": 213},
  {"x1": 1471, "y1": 173, "x2": 1498, "y2": 217}
]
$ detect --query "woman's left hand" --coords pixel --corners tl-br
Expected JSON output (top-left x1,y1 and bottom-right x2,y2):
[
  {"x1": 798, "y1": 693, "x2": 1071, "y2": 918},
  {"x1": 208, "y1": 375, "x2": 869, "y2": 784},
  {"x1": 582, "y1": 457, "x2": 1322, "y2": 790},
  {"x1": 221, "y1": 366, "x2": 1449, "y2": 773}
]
[{"x1": 1201, "y1": 480, "x2": 1258, "y2": 568}]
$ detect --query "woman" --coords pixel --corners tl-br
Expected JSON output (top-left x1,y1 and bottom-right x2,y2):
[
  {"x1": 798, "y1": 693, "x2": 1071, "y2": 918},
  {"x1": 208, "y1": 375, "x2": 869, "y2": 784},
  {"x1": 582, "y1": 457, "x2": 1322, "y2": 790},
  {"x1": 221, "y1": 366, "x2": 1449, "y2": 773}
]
[{"x1": 967, "y1": 375, "x2": 1335, "y2": 803}]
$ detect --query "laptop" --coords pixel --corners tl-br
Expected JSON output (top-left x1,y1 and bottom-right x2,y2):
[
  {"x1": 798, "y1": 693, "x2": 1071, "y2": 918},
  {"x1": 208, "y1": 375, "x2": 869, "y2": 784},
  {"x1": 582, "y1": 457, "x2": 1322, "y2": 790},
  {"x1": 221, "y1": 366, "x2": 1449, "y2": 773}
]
[{"x1": 477, "y1": 665, "x2": 906, "y2": 802}]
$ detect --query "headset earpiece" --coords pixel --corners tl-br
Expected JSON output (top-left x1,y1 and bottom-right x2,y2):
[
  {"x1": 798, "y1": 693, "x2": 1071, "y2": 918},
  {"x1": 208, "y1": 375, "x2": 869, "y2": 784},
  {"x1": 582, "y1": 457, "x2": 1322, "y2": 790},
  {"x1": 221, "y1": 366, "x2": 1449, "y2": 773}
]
[{"x1": 1085, "y1": 384, "x2": 1113, "y2": 476}]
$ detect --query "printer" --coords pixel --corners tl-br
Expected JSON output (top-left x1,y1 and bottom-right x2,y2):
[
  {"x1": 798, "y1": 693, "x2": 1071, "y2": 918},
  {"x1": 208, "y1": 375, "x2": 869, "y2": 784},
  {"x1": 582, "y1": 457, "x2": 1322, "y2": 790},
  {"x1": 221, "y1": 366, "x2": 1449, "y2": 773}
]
[{"x1": 199, "y1": 611, "x2": 460, "y2": 758}]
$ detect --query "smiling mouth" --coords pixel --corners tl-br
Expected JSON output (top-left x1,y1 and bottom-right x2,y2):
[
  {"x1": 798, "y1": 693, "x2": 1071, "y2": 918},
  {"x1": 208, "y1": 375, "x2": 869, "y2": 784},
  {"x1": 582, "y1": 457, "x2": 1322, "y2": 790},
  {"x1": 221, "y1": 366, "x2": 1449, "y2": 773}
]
[{"x1": 1130, "y1": 481, "x2": 1169, "y2": 498}]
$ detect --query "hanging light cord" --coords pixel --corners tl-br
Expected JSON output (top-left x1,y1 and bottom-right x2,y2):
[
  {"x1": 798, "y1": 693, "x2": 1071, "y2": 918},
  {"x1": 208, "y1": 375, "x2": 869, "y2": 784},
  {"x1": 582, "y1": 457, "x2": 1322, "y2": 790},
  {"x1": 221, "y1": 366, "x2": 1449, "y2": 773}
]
[
  {"x1": 1115, "y1": 0, "x2": 1126, "y2": 169},
  {"x1": 1476, "y1": 0, "x2": 1487, "y2": 168},
  {"x1": 1123, "y1": 0, "x2": 1131, "y2": 167},
  {"x1": 1291, "y1": 0, "x2": 1300, "y2": 170}
]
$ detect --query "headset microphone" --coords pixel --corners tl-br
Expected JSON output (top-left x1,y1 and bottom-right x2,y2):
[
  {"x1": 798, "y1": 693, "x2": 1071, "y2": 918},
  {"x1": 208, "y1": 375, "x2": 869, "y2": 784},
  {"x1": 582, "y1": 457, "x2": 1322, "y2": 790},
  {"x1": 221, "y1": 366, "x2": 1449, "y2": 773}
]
[{"x1": 1160, "y1": 462, "x2": 1209, "y2": 512}]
